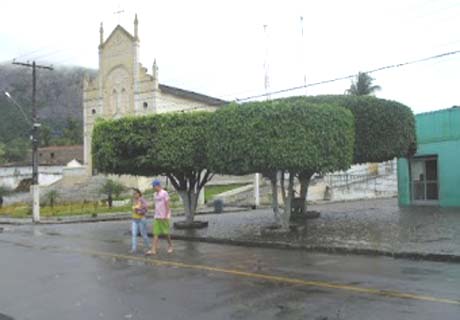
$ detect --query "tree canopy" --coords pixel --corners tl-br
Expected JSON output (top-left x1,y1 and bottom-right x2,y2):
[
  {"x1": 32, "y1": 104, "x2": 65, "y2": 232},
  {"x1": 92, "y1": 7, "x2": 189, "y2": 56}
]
[
  {"x1": 207, "y1": 99, "x2": 355, "y2": 176},
  {"x1": 300, "y1": 95, "x2": 417, "y2": 163}
]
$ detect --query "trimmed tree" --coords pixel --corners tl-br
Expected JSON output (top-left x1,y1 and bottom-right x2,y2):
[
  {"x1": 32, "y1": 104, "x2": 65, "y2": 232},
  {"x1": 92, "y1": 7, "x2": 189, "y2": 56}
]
[
  {"x1": 92, "y1": 112, "x2": 213, "y2": 225},
  {"x1": 300, "y1": 95, "x2": 417, "y2": 163},
  {"x1": 207, "y1": 99, "x2": 355, "y2": 229}
]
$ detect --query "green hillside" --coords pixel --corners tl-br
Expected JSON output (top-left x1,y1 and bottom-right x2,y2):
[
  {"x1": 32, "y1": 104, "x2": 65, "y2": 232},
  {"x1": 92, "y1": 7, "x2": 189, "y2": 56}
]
[{"x1": 0, "y1": 64, "x2": 95, "y2": 164}]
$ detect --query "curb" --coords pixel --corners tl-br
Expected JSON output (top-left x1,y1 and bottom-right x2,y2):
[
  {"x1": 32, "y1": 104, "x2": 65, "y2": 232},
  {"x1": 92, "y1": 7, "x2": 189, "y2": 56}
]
[
  {"x1": 168, "y1": 234, "x2": 460, "y2": 264},
  {"x1": 0, "y1": 208, "x2": 249, "y2": 226},
  {"x1": 0, "y1": 213, "x2": 132, "y2": 225}
]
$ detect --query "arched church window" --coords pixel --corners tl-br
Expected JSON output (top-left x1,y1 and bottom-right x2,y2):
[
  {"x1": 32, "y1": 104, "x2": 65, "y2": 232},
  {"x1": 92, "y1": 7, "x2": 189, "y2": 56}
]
[
  {"x1": 143, "y1": 102, "x2": 148, "y2": 109},
  {"x1": 92, "y1": 109, "x2": 96, "y2": 115}
]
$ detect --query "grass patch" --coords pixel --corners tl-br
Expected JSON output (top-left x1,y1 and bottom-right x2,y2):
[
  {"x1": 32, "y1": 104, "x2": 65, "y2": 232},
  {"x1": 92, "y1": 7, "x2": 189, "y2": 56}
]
[
  {"x1": 205, "y1": 183, "x2": 248, "y2": 202},
  {"x1": 0, "y1": 184, "x2": 244, "y2": 219},
  {"x1": 0, "y1": 201, "x2": 134, "y2": 219}
]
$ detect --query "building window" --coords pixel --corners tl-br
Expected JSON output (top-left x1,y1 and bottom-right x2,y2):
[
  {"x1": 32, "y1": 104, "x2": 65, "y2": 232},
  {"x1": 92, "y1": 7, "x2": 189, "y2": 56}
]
[
  {"x1": 410, "y1": 156, "x2": 439, "y2": 203},
  {"x1": 143, "y1": 102, "x2": 148, "y2": 109},
  {"x1": 50, "y1": 153, "x2": 55, "y2": 159},
  {"x1": 92, "y1": 109, "x2": 96, "y2": 115}
]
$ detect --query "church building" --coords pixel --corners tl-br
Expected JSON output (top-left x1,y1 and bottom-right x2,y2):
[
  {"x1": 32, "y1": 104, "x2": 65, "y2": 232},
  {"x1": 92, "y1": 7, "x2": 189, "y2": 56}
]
[{"x1": 83, "y1": 15, "x2": 227, "y2": 175}]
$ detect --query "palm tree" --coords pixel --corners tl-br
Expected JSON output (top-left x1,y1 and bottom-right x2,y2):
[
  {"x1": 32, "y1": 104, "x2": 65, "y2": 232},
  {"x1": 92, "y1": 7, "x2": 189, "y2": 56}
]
[{"x1": 346, "y1": 72, "x2": 381, "y2": 96}]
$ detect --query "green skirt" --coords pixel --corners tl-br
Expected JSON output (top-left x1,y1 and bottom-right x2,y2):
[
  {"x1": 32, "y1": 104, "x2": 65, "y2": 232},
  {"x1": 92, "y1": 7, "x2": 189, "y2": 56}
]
[{"x1": 153, "y1": 219, "x2": 170, "y2": 236}]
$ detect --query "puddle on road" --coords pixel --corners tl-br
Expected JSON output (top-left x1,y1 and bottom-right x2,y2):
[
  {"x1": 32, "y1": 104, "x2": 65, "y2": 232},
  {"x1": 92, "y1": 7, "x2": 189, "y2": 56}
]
[
  {"x1": 401, "y1": 267, "x2": 442, "y2": 276},
  {"x1": 44, "y1": 231, "x2": 62, "y2": 237}
]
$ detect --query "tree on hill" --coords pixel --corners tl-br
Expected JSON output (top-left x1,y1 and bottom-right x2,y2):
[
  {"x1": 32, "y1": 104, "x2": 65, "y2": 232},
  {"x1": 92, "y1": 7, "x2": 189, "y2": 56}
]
[
  {"x1": 39, "y1": 125, "x2": 53, "y2": 147},
  {"x1": 53, "y1": 118, "x2": 83, "y2": 146},
  {"x1": 0, "y1": 143, "x2": 6, "y2": 165},
  {"x1": 0, "y1": 64, "x2": 95, "y2": 149},
  {"x1": 4, "y1": 138, "x2": 30, "y2": 163}
]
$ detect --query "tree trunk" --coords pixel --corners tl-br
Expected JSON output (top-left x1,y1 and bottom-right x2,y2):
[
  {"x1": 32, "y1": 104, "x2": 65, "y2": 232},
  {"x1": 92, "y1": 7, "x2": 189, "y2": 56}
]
[
  {"x1": 298, "y1": 173, "x2": 312, "y2": 215},
  {"x1": 280, "y1": 171, "x2": 287, "y2": 206},
  {"x1": 269, "y1": 173, "x2": 281, "y2": 225},
  {"x1": 178, "y1": 190, "x2": 191, "y2": 224},
  {"x1": 190, "y1": 190, "x2": 199, "y2": 221},
  {"x1": 168, "y1": 171, "x2": 212, "y2": 226},
  {"x1": 281, "y1": 172, "x2": 294, "y2": 230},
  {"x1": 178, "y1": 190, "x2": 200, "y2": 225},
  {"x1": 108, "y1": 194, "x2": 113, "y2": 208}
]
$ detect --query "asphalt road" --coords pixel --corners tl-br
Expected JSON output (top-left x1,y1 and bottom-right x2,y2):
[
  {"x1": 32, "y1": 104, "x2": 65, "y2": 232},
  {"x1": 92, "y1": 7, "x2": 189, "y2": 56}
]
[{"x1": 0, "y1": 222, "x2": 459, "y2": 320}]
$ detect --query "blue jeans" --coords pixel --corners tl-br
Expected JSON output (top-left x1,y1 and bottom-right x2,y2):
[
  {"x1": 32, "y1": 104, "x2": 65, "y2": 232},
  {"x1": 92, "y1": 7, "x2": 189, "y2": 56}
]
[{"x1": 131, "y1": 218, "x2": 150, "y2": 251}]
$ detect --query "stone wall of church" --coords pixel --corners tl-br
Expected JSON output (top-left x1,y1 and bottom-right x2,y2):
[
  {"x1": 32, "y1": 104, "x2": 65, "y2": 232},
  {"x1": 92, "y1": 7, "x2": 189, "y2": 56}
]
[{"x1": 156, "y1": 93, "x2": 217, "y2": 114}]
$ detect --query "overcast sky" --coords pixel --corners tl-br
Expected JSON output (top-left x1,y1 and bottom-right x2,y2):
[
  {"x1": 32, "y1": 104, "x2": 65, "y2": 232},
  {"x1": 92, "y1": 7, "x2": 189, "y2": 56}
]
[{"x1": 1, "y1": 0, "x2": 459, "y2": 113}]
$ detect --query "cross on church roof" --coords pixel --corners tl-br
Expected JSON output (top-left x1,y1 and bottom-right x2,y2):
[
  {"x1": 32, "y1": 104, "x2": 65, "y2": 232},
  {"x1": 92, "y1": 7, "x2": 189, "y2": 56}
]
[{"x1": 113, "y1": 5, "x2": 125, "y2": 24}]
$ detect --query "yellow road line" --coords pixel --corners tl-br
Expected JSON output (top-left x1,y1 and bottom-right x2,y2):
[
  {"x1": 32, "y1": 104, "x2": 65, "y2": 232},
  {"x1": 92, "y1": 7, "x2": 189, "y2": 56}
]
[{"x1": 73, "y1": 248, "x2": 460, "y2": 306}]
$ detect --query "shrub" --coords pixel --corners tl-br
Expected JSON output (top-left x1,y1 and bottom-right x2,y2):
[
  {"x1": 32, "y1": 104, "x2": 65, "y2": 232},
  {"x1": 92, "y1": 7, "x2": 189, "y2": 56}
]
[
  {"x1": 44, "y1": 190, "x2": 60, "y2": 208},
  {"x1": 98, "y1": 179, "x2": 126, "y2": 208}
]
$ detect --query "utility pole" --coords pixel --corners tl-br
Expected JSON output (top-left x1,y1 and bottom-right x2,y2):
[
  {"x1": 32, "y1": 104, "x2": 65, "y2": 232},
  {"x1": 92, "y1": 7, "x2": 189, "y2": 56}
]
[
  {"x1": 299, "y1": 16, "x2": 307, "y2": 95},
  {"x1": 253, "y1": 25, "x2": 272, "y2": 208},
  {"x1": 12, "y1": 60, "x2": 53, "y2": 223}
]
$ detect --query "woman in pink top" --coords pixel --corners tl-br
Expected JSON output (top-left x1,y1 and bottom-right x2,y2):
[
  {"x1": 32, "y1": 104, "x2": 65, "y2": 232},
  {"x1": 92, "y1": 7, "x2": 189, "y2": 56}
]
[{"x1": 146, "y1": 179, "x2": 173, "y2": 255}]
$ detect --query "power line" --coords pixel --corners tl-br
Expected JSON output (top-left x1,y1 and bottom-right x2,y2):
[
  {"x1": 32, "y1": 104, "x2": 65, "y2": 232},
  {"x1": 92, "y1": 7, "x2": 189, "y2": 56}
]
[
  {"x1": 13, "y1": 46, "x2": 52, "y2": 61},
  {"x1": 32, "y1": 50, "x2": 63, "y2": 62},
  {"x1": 235, "y1": 48, "x2": 460, "y2": 102}
]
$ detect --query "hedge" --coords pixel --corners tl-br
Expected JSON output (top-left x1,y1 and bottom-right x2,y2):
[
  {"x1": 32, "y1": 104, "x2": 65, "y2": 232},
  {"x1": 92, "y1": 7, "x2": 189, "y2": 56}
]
[
  {"x1": 207, "y1": 99, "x2": 355, "y2": 176},
  {"x1": 296, "y1": 95, "x2": 417, "y2": 163}
]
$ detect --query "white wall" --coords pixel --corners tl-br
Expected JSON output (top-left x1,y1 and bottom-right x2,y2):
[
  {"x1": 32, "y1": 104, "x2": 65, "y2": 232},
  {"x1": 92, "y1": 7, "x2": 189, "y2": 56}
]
[{"x1": 0, "y1": 166, "x2": 64, "y2": 189}]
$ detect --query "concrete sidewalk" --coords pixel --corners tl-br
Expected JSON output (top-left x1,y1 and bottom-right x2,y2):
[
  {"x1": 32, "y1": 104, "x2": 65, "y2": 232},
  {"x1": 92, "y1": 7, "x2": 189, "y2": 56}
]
[
  {"x1": 0, "y1": 206, "x2": 246, "y2": 225},
  {"x1": 170, "y1": 198, "x2": 460, "y2": 262}
]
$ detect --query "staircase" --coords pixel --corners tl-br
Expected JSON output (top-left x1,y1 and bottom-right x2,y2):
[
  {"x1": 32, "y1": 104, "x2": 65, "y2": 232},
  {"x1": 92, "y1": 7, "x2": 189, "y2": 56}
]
[
  {"x1": 40, "y1": 175, "x2": 112, "y2": 203},
  {"x1": 209, "y1": 160, "x2": 398, "y2": 206}
]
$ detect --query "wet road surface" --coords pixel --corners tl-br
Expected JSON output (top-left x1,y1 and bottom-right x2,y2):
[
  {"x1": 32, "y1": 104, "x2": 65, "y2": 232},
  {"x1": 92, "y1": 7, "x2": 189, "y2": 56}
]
[{"x1": 0, "y1": 221, "x2": 459, "y2": 320}]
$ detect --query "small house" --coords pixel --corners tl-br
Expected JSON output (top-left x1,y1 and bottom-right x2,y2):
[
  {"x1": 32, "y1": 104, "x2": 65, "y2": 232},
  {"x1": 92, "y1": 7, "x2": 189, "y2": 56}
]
[{"x1": 398, "y1": 107, "x2": 460, "y2": 207}]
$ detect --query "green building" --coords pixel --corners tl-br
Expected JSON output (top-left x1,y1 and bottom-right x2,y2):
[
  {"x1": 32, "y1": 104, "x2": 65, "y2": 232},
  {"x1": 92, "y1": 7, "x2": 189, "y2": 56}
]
[{"x1": 398, "y1": 107, "x2": 460, "y2": 207}]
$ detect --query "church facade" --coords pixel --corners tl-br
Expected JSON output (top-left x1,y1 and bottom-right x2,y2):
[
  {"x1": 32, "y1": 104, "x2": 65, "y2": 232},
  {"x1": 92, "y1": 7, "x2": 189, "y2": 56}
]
[{"x1": 83, "y1": 15, "x2": 227, "y2": 175}]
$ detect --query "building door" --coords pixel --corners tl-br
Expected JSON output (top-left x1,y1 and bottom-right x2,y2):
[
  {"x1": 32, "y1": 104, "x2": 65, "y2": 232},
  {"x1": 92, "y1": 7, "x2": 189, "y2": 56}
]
[{"x1": 410, "y1": 157, "x2": 439, "y2": 205}]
